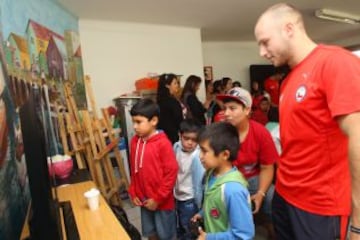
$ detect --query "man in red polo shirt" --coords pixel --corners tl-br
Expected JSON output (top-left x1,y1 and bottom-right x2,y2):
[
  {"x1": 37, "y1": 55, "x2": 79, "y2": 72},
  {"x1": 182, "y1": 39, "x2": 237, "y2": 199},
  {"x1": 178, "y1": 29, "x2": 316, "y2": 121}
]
[{"x1": 255, "y1": 3, "x2": 360, "y2": 240}]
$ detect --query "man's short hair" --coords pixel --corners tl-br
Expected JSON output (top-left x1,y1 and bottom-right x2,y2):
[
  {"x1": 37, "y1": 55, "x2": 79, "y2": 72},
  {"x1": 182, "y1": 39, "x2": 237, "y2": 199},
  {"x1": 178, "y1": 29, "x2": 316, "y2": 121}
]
[
  {"x1": 179, "y1": 119, "x2": 202, "y2": 134},
  {"x1": 198, "y1": 122, "x2": 240, "y2": 161},
  {"x1": 130, "y1": 98, "x2": 160, "y2": 120}
]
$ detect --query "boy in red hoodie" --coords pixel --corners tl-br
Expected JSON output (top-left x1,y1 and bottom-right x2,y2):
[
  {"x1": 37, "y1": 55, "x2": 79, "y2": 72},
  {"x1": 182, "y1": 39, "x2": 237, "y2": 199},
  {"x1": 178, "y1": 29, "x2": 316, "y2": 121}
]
[{"x1": 128, "y1": 98, "x2": 178, "y2": 240}]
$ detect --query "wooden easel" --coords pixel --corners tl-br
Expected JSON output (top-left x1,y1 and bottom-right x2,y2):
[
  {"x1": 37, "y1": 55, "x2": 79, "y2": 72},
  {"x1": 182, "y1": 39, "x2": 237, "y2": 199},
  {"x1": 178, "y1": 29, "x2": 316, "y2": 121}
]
[
  {"x1": 58, "y1": 82, "x2": 88, "y2": 169},
  {"x1": 57, "y1": 76, "x2": 128, "y2": 206}
]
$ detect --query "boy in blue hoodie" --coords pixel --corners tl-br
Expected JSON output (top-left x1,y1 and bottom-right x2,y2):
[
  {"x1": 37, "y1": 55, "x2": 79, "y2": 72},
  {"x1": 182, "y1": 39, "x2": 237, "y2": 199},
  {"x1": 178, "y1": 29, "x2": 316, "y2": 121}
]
[
  {"x1": 192, "y1": 122, "x2": 254, "y2": 240},
  {"x1": 173, "y1": 119, "x2": 205, "y2": 240}
]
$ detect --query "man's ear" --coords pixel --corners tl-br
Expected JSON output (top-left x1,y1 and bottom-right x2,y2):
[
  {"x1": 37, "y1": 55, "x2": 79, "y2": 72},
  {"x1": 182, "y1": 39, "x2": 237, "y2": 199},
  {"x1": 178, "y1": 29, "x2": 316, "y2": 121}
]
[{"x1": 284, "y1": 21, "x2": 295, "y2": 38}]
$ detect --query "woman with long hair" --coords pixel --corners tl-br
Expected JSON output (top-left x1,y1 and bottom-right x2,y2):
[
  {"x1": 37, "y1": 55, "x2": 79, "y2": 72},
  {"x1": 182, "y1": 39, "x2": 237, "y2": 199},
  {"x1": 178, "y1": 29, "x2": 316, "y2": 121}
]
[
  {"x1": 180, "y1": 75, "x2": 206, "y2": 125},
  {"x1": 156, "y1": 73, "x2": 184, "y2": 143}
]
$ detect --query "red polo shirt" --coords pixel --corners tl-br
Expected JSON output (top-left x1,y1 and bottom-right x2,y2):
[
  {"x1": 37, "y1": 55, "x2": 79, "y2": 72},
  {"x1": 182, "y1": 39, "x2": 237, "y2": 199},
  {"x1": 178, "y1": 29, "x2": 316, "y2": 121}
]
[{"x1": 277, "y1": 45, "x2": 360, "y2": 216}]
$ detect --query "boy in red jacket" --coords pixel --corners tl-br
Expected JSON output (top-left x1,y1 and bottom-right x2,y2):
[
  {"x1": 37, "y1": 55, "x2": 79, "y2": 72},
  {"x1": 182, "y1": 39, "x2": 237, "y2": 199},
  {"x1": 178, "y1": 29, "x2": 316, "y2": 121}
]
[{"x1": 128, "y1": 98, "x2": 178, "y2": 240}]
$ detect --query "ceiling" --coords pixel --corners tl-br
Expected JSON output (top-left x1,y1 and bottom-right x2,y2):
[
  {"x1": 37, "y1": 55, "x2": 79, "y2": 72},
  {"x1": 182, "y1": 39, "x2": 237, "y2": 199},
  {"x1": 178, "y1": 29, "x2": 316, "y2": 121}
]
[{"x1": 59, "y1": 0, "x2": 360, "y2": 46}]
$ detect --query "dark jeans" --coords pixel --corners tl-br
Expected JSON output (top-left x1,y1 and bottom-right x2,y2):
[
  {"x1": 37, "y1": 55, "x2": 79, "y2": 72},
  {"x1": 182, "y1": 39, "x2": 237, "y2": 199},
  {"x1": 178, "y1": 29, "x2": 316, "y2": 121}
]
[
  {"x1": 272, "y1": 191, "x2": 341, "y2": 240},
  {"x1": 176, "y1": 198, "x2": 199, "y2": 240}
]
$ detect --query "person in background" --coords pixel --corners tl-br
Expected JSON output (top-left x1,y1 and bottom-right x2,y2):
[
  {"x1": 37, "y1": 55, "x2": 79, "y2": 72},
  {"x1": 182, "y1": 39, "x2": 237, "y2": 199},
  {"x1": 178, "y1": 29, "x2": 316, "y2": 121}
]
[
  {"x1": 181, "y1": 75, "x2": 207, "y2": 125},
  {"x1": 265, "y1": 106, "x2": 281, "y2": 155},
  {"x1": 192, "y1": 122, "x2": 254, "y2": 240},
  {"x1": 173, "y1": 119, "x2": 204, "y2": 240},
  {"x1": 217, "y1": 87, "x2": 278, "y2": 239},
  {"x1": 263, "y1": 72, "x2": 283, "y2": 107},
  {"x1": 232, "y1": 81, "x2": 242, "y2": 88},
  {"x1": 128, "y1": 98, "x2": 178, "y2": 240},
  {"x1": 204, "y1": 81, "x2": 216, "y2": 125},
  {"x1": 211, "y1": 80, "x2": 225, "y2": 122},
  {"x1": 222, "y1": 77, "x2": 233, "y2": 93},
  {"x1": 255, "y1": 3, "x2": 360, "y2": 240},
  {"x1": 157, "y1": 73, "x2": 184, "y2": 144},
  {"x1": 251, "y1": 96, "x2": 270, "y2": 125},
  {"x1": 251, "y1": 80, "x2": 270, "y2": 111}
]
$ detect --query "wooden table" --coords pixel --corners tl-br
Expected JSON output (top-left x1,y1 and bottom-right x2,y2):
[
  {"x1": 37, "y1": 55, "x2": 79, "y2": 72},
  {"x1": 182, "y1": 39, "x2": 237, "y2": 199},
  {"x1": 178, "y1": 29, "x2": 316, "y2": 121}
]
[{"x1": 20, "y1": 181, "x2": 130, "y2": 240}]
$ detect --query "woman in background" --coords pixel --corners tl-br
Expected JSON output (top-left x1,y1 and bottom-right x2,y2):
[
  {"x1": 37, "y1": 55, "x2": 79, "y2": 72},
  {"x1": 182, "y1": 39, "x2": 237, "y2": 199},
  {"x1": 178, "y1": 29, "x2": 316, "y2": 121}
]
[
  {"x1": 204, "y1": 81, "x2": 216, "y2": 125},
  {"x1": 222, "y1": 77, "x2": 233, "y2": 93},
  {"x1": 181, "y1": 75, "x2": 206, "y2": 125},
  {"x1": 157, "y1": 73, "x2": 184, "y2": 144}
]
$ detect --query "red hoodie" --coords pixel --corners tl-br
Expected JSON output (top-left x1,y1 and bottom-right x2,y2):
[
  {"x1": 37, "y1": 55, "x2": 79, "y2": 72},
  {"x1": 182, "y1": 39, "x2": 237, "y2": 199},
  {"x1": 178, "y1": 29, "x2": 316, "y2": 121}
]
[{"x1": 128, "y1": 132, "x2": 178, "y2": 210}]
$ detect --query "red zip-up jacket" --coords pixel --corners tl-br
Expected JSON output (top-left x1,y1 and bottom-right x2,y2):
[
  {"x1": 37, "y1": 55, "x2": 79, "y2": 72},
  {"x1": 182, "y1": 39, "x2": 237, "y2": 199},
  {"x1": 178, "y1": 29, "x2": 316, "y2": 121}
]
[{"x1": 128, "y1": 132, "x2": 178, "y2": 210}]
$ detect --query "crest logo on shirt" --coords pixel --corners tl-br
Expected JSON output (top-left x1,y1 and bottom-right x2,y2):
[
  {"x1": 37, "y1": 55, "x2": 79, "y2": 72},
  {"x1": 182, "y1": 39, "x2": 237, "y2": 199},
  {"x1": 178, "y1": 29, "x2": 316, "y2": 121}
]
[
  {"x1": 295, "y1": 85, "x2": 307, "y2": 102},
  {"x1": 210, "y1": 207, "x2": 220, "y2": 218}
]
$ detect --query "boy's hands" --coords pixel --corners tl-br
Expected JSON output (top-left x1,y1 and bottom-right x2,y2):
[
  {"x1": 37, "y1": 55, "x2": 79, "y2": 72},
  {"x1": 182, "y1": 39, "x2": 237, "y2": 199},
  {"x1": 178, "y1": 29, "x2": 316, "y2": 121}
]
[
  {"x1": 131, "y1": 197, "x2": 143, "y2": 206},
  {"x1": 197, "y1": 227, "x2": 206, "y2": 240},
  {"x1": 191, "y1": 213, "x2": 203, "y2": 222},
  {"x1": 143, "y1": 198, "x2": 158, "y2": 211}
]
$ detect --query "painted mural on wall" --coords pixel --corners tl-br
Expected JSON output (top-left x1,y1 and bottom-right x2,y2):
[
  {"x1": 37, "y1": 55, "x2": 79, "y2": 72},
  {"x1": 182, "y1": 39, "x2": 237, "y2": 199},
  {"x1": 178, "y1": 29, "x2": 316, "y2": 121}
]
[
  {"x1": 0, "y1": 25, "x2": 30, "y2": 240},
  {"x1": 2, "y1": 0, "x2": 86, "y2": 109},
  {"x1": 0, "y1": 0, "x2": 85, "y2": 238}
]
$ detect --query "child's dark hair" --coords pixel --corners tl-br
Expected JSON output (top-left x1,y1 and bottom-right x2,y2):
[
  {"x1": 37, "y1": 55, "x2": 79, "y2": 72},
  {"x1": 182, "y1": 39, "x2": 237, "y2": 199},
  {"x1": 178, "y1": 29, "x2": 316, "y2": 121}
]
[
  {"x1": 198, "y1": 122, "x2": 239, "y2": 161},
  {"x1": 130, "y1": 98, "x2": 159, "y2": 120},
  {"x1": 213, "y1": 80, "x2": 223, "y2": 94},
  {"x1": 179, "y1": 119, "x2": 202, "y2": 134},
  {"x1": 232, "y1": 81, "x2": 242, "y2": 88}
]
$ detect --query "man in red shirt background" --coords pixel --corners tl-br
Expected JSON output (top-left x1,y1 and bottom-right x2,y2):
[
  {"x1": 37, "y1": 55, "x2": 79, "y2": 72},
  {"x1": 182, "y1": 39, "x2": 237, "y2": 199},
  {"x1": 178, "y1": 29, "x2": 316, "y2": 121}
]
[
  {"x1": 263, "y1": 72, "x2": 283, "y2": 107},
  {"x1": 255, "y1": 3, "x2": 360, "y2": 240}
]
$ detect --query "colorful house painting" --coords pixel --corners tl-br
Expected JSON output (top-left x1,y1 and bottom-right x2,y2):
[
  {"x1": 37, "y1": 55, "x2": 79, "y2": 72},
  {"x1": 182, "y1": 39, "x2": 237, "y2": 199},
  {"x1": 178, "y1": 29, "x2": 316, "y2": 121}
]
[
  {"x1": 5, "y1": 33, "x2": 30, "y2": 71},
  {"x1": 2, "y1": 18, "x2": 86, "y2": 108},
  {"x1": 25, "y1": 19, "x2": 63, "y2": 76},
  {"x1": 46, "y1": 35, "x2": 68, "y2": 81},
  {"x1": 0, "y1": 0, "x2": 87, "y2": 239}
]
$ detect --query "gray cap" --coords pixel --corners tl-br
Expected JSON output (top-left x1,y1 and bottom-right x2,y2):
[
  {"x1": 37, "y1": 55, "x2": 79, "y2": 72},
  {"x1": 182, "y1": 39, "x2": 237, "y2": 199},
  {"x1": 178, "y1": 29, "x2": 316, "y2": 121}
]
[{"x1": 216, "y1": 87, "x2": 252, "y2": 108}]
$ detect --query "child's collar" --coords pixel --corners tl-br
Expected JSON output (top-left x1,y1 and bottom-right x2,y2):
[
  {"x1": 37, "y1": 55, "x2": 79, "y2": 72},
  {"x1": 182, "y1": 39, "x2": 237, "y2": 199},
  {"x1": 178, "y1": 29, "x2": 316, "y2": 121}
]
[{"x1": 141, "y1": 130, "x2": 159, "y2": 141}]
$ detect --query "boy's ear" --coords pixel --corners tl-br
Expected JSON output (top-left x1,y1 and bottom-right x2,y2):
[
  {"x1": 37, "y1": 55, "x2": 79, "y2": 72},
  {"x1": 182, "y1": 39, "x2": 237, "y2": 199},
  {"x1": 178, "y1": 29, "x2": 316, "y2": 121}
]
[
  {"x1": 244, "y1": 106, "x2": 251, "y2": 116},
  {"x1": 150, "y1": 116, "x2": 159, "y2": 126},
  {"x1": 219, "y1": 149, "x2": 231, "y2": 161}
]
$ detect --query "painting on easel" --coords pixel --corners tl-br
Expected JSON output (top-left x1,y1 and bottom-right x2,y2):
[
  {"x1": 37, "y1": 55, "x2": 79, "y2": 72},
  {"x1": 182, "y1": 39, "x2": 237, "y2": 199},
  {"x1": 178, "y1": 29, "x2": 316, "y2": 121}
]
[{"x1": 2, "y1": 0, "x2": 87, "y2": 109}]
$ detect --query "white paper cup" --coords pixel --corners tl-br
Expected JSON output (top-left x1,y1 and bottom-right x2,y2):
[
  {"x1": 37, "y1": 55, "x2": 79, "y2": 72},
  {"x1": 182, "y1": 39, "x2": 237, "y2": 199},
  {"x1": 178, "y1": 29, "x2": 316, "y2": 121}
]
[{"x1": 84, "y1": 188, "x2": 100, "y2": 211}]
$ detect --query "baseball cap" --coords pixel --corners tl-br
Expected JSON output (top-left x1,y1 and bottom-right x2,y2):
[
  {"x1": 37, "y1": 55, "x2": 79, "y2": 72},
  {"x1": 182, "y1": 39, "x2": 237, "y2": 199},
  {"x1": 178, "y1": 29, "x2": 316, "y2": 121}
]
[{"x1": 216, "y1": 87, "x2": 252, "y2": 108}]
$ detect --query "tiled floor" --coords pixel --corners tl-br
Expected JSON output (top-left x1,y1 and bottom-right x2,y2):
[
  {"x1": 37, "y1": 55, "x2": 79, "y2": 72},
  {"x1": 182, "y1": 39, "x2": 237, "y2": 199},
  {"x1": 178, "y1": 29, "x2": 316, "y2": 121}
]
[{"x1": 123, "y1": 199, "x2": 268, "y2": 240}]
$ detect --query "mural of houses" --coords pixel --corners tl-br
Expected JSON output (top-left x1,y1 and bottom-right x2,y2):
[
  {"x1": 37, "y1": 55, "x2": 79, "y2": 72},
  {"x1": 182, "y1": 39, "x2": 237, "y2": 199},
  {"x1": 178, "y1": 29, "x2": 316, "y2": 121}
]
[
  {"x1": 2, "y1": 19, "x2": 86, "y2": 108},
  {"x1": 46, "y1": 35, "x2": 68, "y2": 81},
  {"x1": 25, "y1": 19, "x2": 63, "y2": 76},
  {"x1": 5, "y1": 33, "x2": 30, "y2": 71}
]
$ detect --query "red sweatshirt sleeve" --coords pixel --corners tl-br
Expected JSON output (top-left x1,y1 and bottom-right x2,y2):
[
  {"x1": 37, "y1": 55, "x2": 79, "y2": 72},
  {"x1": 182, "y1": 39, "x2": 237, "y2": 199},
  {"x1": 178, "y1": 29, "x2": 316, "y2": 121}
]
[{"x1": 153, "y1": 140, "x2": 178, "y2": 205}]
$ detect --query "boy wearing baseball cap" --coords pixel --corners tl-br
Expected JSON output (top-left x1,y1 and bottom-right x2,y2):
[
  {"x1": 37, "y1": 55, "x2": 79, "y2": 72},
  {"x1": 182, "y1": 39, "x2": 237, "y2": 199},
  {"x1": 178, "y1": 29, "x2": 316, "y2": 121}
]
[{"x1": 217, "y1": 87, "x2": 279, "y2": 237}]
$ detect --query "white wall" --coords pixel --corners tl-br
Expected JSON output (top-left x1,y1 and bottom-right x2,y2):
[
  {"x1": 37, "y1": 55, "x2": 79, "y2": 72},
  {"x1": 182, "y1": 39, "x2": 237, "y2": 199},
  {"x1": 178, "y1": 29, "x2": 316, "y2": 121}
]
[
  {"x1": 78, "y1": 20, "x2": 205, "y2": 109},
  {"x1": 202, "y1": 41, "x2": 268, "y2": 90}
]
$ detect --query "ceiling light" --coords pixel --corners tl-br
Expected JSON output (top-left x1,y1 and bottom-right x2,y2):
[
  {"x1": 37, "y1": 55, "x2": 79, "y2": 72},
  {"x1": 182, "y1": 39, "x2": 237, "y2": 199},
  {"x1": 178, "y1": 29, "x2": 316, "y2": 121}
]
[{"x1": 315, "y1": 9, "x2": 360, "y2": 25}]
